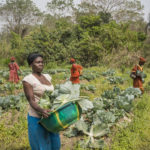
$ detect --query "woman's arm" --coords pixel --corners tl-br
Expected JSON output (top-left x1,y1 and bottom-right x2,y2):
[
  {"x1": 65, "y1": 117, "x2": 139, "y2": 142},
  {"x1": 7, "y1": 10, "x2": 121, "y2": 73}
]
[
  {"x1": 14, "y1": 62, "x2": 22, "y2": 74},
  {"x1": 23, "y1": 81, "x2": 50, "y2": 118}
]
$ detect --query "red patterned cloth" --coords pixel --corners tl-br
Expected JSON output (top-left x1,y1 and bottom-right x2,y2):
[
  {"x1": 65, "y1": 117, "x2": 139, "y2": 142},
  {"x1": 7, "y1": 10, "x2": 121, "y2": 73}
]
[
  {"x1": 70, "y1": 64, "x2": 83, "y2": 84},
  {"x1": 8, "y1": 62, "x2": 20, "y2": 83}
]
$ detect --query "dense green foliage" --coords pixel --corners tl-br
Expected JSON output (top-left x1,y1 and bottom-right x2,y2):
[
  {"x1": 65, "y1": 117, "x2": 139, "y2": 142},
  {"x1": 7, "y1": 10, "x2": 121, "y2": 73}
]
[
  {"x1": 0, "y1": 0, "x2": 149, "y2": 67},
  {"x1": 5, "y1": 15, "x2": 146, "y2": 67}
]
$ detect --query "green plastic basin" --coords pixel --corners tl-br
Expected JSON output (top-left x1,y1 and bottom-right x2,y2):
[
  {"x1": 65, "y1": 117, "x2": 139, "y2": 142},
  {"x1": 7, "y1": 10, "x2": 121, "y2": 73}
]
[{"x1": 39, "y1": 102, "x2": 82, "y2": 133}]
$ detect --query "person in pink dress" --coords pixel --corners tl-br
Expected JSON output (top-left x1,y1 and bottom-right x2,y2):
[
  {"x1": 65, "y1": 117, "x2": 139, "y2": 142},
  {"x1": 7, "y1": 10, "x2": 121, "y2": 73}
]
[{"x1": 8, "y1": 56, "x2": 21, "y2": 83}]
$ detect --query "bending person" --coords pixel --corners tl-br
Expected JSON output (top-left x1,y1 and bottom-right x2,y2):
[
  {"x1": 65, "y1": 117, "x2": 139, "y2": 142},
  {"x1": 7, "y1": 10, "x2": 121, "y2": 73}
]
[
  {"x1": 131, "y1": 57, "x2": 146, "y2": 94},
  {"x1": 70, "y1": 58, "x2": 83, "y2": 84}
]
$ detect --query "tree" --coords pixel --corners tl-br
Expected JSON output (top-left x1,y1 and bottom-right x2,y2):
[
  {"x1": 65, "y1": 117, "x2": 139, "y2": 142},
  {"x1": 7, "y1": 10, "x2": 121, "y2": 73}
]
[
  {"x1": 47, "y1": 0, "x2": 74, "y2": 18},
  {"x1": 114, "y1": 0, "x2": 144, "y2": 22},
  {"x1": 148, "y1": 13, "x2": 150, "y2": 23},
  {"x1": 76, "y1": 0, "x2": 144, "y2": 22},
  {"x1": 0, "y1": 0, "x2": 42, "y2": 36}
]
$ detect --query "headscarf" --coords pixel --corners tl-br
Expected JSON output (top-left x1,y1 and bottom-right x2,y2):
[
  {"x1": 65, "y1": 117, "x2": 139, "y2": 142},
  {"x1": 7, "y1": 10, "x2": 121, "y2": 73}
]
[
  {"x1": 10, "y1": 56, "x2": 15, "y2": 61},
  {"x1": 139, "y1": 57, "x2": 146, "y2": 63},
  {"x1": 27, "y1": 52, "x2": 43, "y2": 65},
  {"x1": 70, "y1": 58, "x2": 75, "y2": 63}
]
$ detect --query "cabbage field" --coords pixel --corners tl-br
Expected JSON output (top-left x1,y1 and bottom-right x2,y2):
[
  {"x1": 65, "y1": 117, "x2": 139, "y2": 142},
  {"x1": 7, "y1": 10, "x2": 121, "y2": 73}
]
[{"x1": 1, "y1": 67, "x2": 150, "y2": 150}]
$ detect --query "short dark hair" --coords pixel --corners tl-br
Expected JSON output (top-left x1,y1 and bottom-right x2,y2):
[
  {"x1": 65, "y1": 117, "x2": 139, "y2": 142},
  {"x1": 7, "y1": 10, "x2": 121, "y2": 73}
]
[{"x1": 27, "y1": 52, "x2": 43, "y2": 65}]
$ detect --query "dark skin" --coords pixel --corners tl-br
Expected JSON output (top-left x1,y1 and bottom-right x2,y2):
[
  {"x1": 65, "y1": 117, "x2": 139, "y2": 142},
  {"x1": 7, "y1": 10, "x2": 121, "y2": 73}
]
[
  {"x1": 23, "y1": 57, "x2": 52, "y2": 118},
  {"x1": 139, "y1": 61, "x2": 145, "y2": 66},
  {"x1": 70, "y1": 61, "x2": 75, "y2": 65},
  {"x1": 133, "y1": 61, "x2": 145, "y2": 77}
]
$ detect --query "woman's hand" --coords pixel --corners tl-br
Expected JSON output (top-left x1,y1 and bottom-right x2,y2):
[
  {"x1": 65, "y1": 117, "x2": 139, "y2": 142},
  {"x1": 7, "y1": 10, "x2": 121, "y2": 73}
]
[{"x1": 41, "y1": 109, "x2": 51, "y2": 118}]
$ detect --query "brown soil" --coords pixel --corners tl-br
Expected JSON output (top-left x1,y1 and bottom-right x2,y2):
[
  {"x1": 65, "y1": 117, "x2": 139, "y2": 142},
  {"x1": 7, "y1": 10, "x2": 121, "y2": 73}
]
[{"x1": 60, "y1": 133, "x2": 82, "y2": 150}]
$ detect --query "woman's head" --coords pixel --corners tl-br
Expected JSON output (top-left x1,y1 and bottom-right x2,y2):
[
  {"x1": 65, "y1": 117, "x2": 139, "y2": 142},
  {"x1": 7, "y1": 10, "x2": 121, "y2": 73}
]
[
  {"x1": 139, "y1": 57, "x2": 146, "y2": 66},
  {"x1": 70, "y1": 58, "x2": 75, "y2": 64},
  {"x1": 27, "y1": 52, "x2": 44, "y2": 73},
  {"x1": 10, "y1": 56, "x2": 15, "y2": 62}
]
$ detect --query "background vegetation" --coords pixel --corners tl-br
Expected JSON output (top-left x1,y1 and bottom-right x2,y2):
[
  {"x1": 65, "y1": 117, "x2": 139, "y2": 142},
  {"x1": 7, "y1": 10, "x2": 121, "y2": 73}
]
[{"x1": 0, "y1": 0, "x2": 149, "y2": 68}]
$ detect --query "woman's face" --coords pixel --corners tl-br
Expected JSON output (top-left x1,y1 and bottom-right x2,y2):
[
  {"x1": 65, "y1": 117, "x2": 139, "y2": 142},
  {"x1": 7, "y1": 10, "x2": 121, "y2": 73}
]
[
  {"x1": 139, "y1": 61, "x2": 145, "y2": 66},
  {"x1": 31, "y1": 57, "x2": 44, "y2": 73}
]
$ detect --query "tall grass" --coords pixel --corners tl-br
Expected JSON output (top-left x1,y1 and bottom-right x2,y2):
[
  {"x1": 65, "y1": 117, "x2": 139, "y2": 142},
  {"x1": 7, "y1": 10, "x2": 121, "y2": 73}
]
[{"x1": 0, "y1": 109, "x2": 30, "y2": 150}]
